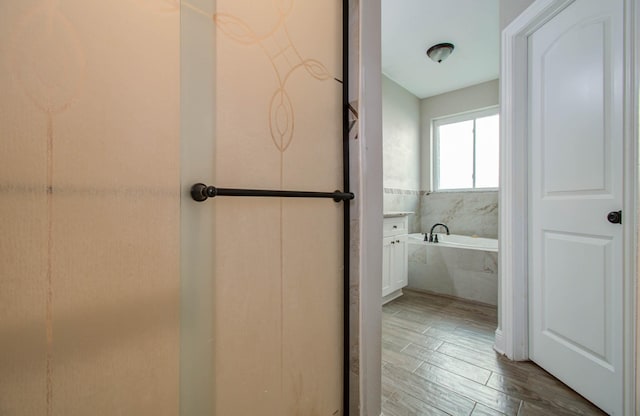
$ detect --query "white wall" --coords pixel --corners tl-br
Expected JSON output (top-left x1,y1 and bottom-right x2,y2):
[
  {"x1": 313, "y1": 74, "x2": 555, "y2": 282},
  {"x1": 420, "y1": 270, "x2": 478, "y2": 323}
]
[
  {"x1": 499, "y1": 0, "x2": 536, "y2": 30},
  {"x1": 382, "y1": 75, "x2": 421, "y2": 231},
  {"x1": 382, "y1": 75, "x2": 420, "y2": 191},
  {"x1": 420, "y1": 79, "x2": 499, "y2": 190}
]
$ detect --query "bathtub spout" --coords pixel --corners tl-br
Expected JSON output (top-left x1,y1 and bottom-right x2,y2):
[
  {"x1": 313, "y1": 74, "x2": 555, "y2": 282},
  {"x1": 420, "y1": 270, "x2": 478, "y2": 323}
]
[{"x1": 429, "y1": 223, "x2": 449, "y2": 242}]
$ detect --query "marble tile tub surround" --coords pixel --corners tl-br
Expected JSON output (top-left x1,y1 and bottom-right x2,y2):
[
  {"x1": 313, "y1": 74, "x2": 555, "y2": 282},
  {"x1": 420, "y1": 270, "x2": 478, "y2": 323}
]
[
  {"x1": 419, "y1": 191, "x2": 498, "y2": 239},
  {"x1": 408, "y1": 242, "x2": 499, "y2": 305}
]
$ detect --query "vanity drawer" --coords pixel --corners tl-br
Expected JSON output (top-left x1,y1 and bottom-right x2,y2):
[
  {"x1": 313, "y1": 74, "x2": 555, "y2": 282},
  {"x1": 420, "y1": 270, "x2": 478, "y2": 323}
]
[{"x1": 383, "y1": 216, "x2": 407, "y2": 237}]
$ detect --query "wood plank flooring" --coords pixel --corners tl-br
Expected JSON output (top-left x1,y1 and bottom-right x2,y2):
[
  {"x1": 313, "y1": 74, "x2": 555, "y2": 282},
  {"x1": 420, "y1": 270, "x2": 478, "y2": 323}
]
[{"x1": 382, "y1": 290, "x2": 607, "y2": 416}]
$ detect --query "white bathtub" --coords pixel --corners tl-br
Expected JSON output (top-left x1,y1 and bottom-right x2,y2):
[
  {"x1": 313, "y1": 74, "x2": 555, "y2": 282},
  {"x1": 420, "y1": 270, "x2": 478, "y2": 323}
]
[
  {"x1": 407, "y1": 233, "x2": 499, "y2": 305},
  {"x1": 408, "y1": 233, "x2": 498, "y2": 252}
]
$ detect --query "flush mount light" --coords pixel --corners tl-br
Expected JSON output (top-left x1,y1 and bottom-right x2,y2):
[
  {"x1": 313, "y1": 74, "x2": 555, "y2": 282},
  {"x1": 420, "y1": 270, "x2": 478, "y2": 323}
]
[{"x1": 426, "y1": 42, "x2": 455, "y2": 63}]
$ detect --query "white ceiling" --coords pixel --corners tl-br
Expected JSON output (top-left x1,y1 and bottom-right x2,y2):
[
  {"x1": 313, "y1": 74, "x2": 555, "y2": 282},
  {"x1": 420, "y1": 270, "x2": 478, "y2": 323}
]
[{"x1": 382, "y1": 0, "x2": 500, "y2": 99}]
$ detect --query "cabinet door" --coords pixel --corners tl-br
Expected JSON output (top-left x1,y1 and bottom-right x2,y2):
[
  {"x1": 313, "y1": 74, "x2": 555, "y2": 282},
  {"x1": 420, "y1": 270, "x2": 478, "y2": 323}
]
[
  {"x1": 392, "y1": 235, "x2": 408, "y2": 289},
  {"x1": 382, "y1": 236, "x2": 394, "y2": 296}
]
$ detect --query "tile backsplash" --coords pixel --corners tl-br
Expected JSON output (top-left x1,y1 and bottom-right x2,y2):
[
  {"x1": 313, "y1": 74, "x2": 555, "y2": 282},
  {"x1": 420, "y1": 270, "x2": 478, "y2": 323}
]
[
  {"x1": 383, "y1": 188, "x2": 421, "y2": 233},
  {"x1": 419, "y1": 191, "x2": 498, "y2": 239}
]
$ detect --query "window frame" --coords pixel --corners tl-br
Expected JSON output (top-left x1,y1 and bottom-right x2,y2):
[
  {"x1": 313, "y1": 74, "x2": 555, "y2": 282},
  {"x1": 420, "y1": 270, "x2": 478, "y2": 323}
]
[{"x1": 432, "y1": 106, "x2": 500, "y2": 192}]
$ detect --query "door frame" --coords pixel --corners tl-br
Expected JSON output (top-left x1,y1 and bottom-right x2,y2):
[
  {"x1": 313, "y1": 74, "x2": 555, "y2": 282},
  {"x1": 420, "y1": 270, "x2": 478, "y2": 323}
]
[{"x1": 497, "y1": 0, "x2": 638, "y2": 413}]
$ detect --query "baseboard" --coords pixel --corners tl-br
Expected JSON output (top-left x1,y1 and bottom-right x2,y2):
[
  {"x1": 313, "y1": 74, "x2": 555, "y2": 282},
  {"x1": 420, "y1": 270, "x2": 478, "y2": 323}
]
[
  {"x1": 382, "y1": 289, "x2": 404, "y2": 305},
  {"x1": 493, "y1": 328, "x2": 505, "y2": 355},
  {"x1": 404, "y1": 287, "x2": 497, "y2": 308}
]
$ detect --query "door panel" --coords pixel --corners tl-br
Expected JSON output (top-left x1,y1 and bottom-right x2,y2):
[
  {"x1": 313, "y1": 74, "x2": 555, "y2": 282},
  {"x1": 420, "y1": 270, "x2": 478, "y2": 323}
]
[
  {"x1": 542, "y1": 231, "x2": 611, "y2": 360},
  {"x1": 210, "y1": 1, "x2": 344, "y2": 415},
  {"x1": 392, "y1": 235, "x2": 408, "y2": 289},
  {"x1": 528, "y1": 0, "x2": 624, "y2": 413},
  {"x1": 0, "y1": 1, "x2": 180, "y2": 415},
  {"x1": 540, "y1": 18, "x2": 609, "y2": 195},
  {"x1": 382, "y1": 237, "x2": 393, "y2": 296}
]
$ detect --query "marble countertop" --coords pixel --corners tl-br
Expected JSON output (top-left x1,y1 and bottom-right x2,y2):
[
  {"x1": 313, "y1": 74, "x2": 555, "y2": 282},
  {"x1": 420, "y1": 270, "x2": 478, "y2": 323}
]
[{"x1": 383, "y1": 211, "x2": 414, "y2": 218}]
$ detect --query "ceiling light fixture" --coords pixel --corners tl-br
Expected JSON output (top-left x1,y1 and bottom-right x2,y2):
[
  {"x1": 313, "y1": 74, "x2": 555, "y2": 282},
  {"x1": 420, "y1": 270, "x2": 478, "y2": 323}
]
[{"x1": 426, "y1": 42, "x2": 455, "y2": 63}]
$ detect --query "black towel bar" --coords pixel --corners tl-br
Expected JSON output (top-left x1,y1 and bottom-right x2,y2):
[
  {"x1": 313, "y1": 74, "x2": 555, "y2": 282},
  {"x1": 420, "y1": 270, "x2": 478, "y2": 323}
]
[{"x1": 190, "y1": 183, "x2": 355, "y2": 203}]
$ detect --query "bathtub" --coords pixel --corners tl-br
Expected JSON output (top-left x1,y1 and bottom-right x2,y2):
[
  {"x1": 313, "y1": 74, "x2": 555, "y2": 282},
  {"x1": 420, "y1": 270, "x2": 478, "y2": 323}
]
[
  {"x1": 407, "y1": 233, "x2": 499, "y2": 305},
  {"x1": 409, "y1": 233, "x2": 498, "y2": 252}
]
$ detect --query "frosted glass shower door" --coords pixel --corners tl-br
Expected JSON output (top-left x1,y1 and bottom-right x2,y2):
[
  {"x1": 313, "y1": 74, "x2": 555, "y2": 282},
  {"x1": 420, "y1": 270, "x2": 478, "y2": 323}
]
[
  {"x1": 0, "y1": 1, "x2": 181, "y2": 415},
  {"x1": 0, "y1": 0, "x2": 345, "y2": 414},
  {"x1": 182, "y1": 0, "x2": 346, "y2": 415}
]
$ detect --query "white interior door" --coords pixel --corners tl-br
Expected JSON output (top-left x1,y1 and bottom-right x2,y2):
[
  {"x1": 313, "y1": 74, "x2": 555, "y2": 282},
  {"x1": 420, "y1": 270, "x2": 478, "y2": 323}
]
[{"x1": 528, "y1": 0, "x2": 624, "y2": 414}]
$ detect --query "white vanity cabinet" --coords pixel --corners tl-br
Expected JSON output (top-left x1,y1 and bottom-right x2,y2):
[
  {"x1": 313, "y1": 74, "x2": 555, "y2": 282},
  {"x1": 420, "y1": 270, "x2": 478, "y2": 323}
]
[{"x1": 382, "y1": 214, "x2": 409, "y2": 303}]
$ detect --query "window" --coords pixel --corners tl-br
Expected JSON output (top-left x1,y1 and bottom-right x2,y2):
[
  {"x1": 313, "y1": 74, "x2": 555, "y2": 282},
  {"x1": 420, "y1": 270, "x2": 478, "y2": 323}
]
[{"x1": 433, "y1": 107, "x2": 499, "y2": 191}]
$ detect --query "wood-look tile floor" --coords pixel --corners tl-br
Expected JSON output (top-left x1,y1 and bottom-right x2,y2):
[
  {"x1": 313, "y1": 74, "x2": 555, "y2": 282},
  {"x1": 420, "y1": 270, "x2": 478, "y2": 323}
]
[{"x1": 381, "y1": 290, "x2": 606, "y2": 416}]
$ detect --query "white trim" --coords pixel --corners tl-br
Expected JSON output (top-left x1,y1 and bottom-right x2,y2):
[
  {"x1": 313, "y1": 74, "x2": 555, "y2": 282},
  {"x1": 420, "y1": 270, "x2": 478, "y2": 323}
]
[
  {"x1": 623, "y1": 1, "x2": 638, "y2": 413},
  {"x1": 634, "y1": 3, "x2": 640, "y2": 414},
  {"x1": 359, "y1": 0, "x2": 383, "y2": 415},
  {"x1": 499, "y1": 0, "x2": 574, "y2": 362},
  {"x1": 432, "y1": 105, "x2": 499, "y2": 125},
  {"x1": 500, "y1": 0, "x2": 637, "y2": 413},
  {"x1": 430, "y1": 188, "x2": 499, "y2": 193},
  {"x1": 430, "y1": 104, "x2": 500, "y2": 123}
]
